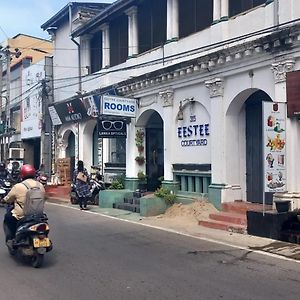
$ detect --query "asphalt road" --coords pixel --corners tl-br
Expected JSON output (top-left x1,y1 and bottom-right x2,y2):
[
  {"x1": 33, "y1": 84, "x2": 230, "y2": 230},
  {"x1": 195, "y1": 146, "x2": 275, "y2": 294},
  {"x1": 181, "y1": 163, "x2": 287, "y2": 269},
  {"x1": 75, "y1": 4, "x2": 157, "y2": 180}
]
[{"x1": 0, "y1": 203, "x2": 299, "y2": 300}]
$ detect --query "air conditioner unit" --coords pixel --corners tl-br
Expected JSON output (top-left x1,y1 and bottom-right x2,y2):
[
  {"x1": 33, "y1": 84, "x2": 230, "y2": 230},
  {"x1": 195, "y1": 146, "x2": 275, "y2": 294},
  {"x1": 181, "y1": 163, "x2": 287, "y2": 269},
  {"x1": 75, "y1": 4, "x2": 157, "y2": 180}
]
[{"x1": 9, "y1": 148, "x2": 24, "y2": 159}]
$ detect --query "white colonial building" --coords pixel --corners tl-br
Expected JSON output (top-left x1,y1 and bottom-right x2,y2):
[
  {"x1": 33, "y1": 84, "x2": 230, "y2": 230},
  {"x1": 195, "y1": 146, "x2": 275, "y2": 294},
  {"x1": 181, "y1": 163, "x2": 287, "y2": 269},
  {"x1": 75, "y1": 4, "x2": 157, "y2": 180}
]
[{"x1": 42, "y1": 0, "x2": 300, "y2": 209}]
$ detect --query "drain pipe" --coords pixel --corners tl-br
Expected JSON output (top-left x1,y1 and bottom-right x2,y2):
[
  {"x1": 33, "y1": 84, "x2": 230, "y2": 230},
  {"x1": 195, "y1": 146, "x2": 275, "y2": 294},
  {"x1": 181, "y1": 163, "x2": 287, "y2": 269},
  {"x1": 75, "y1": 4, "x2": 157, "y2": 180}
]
[
  {"x1": 69, "y1": 3, "x2": 81, "y2": 162},
  {"x1": 69, "y1": 3, "x2": 82, "y2": 91}
]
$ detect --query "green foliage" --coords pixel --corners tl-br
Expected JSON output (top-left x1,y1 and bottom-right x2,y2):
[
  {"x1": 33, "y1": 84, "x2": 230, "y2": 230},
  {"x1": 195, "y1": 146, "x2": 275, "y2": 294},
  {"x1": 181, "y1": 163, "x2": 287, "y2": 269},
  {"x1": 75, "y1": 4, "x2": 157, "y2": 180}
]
[
  {"x1": 154, "y1": 187, "x2": 176, "y2": 205},
  {"x1": 108, "y1": 175, "x2": 125, "y2": 190},
  {"x1": 135, "y1": 129, "x2": 145, "y2": 147},
  {"x1": 137, "y1": 171, "x2": 147, "y2": 181}
]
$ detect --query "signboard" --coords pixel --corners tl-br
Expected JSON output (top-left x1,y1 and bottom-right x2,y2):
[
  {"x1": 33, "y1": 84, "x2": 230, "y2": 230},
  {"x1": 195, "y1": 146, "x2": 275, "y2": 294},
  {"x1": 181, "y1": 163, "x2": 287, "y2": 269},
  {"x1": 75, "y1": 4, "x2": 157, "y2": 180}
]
[
  {"x1": 287, "y1": 70, "x2": 300, "y2": 117},
  {"x1": 21, "y1": 64, "x2": 44, "y2": 139},
  {"x1": 177, "y1": 122, "x2": 210, "y2": 147},
  {"x1": 98, "y1": 119, "x2": 127, "y2": 138},
  {"x1": 263, "y1": 102, "x2": 286, "y2": 192},
  {"x1": 48, "y1": 95, "x2": 99, "y2": 125},
  {"x1": 101, "y1": 95, "x2": 136, "y2": 118}
]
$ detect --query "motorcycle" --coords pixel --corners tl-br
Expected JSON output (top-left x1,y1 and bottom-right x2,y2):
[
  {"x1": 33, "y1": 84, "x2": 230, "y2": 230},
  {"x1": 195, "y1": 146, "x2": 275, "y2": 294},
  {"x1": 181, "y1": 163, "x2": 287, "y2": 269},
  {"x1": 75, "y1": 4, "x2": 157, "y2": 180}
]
[
  {"x1": 37, "y1": 174, "x2": 48, "y2": 186},
  {"x1": 0, "y1": 178, "x2": 12, "y2": 200},
  {"x1": 3, "y1": 207, "x2": 53, "y2": 268},
  {"x1": 70, "y1": 178, "x2": 105, "y2": 205}
]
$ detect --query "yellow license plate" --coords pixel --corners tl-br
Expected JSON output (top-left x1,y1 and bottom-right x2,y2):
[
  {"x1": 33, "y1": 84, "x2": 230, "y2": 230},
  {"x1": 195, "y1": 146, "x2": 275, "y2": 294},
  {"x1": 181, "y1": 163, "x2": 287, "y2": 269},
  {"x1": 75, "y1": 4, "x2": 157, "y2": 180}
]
[{"x1": 33, "y1": 238, "x2": 50, "y2": 248}]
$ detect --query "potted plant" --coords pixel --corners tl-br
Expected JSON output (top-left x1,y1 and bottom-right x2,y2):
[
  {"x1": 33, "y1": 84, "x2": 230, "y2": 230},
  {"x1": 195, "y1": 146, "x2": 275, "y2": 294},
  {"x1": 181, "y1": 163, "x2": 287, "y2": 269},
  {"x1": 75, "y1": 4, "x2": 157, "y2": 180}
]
[
  {"x1": 135, "y1": 155, "x2": 145, "y2": 165},
  {"x1": 137, "y1": 171, "x2": 147, "y2": 191},
  {"x1": 135, "y1": 129, "x2": 145, "y2": 165},
  {"x1": 137, "y1": 171, "x2": 147, "y2": 182}
]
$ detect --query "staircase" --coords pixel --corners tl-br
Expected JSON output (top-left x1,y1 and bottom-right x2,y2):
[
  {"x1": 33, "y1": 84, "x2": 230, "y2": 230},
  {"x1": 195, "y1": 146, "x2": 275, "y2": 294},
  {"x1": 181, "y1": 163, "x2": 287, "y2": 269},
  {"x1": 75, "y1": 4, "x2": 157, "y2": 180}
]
[
  {"x1": 199, "y1": 201, "x2": 273, "y2": 234},
  {"x1": 114, "y1": 191, "x2": 143, "y2": 213}
]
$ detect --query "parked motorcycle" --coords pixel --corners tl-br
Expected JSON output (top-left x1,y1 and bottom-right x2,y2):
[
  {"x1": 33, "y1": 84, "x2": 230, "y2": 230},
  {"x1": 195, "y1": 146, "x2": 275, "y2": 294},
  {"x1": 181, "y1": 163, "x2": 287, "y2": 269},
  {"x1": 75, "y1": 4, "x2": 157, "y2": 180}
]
[
  {"x1": 3, "y1": 208, "x2": 53, "y2": 268},
  {"x1": 0, "y1": 178, "x2": 12, "y2": 199},
  {"x1": 70, "y1": 176, "x2": 105, "y2": 205}
]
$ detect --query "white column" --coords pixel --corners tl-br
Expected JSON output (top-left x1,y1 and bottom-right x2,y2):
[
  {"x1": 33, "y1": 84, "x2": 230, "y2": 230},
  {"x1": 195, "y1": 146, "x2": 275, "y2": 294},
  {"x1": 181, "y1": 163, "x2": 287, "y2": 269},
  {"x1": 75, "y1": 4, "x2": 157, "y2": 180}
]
[
  {"x1": 271, "y1": 59, "x2": 295, "y2": 102},
  {"x1": 159, "y1": 90, "x2": 174, "y2": 180},
  {"x1": 167, "y1": 0, "x2": 173, "y2": 40},
  {"x1": 100, "y1": 23, "x2": 110, "y2": 68},
  {"x1": 205, "y1": 78, "x2": 225, "y2": 183},
  {"x1": 126, "y1": 6, "x2": 139, "y2": 57},
  {"x1": 132, "y1": 8, "x2": 138, "y2": 56},
  {"x1": 271, "y1": 59, "x2": 296, "y2": 192},
  {"x1": 221, "y1": 0, "x2": 229, "y2": 20},
  {"x1": 172, "y1": 0, "x2": 179, "y2": 40},
  {"x1": 213, "y1": 0, "x2": 221, "y2": 22},
  {"x1": 80, "y1": 34, "x2": 92, "y2": 75}
]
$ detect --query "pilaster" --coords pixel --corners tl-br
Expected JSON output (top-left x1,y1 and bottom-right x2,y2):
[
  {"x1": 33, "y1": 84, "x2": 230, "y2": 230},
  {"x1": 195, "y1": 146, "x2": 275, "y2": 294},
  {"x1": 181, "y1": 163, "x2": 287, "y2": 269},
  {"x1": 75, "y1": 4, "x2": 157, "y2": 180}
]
[{"x1": 159, "y1": 89, "x2": 174, "y2": 181}]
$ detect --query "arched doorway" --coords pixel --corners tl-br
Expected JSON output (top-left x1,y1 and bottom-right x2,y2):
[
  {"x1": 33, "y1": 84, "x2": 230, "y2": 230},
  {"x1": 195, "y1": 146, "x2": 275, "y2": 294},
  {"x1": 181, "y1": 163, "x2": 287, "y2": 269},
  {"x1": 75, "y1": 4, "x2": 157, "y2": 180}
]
[
  {"x1": 245, "y1": 90, "x2": 273, "y2": 204},
  {"x1": 66, "y1": 131, "x2": 76, "y2": 176},
  {"x1": 145, "y1": 111, "x2": 164, "y2": 191}
]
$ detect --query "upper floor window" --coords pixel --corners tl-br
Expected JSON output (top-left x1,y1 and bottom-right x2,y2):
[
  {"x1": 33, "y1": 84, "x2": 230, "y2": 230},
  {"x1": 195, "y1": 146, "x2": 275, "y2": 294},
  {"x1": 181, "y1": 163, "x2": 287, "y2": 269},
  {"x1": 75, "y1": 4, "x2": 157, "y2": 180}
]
[
  {"x1": 138, "y1": 0, "x2": 167, "y2": 54},
  {"x1": 229, "y1": 0, "x2": 266, "y2": 17},
  {"x1": 90, "y1": 31, "x2": 102, "y2": 73},
  {"x1": 179, "y1": 0, "x2": 213, "y2": 39},
  {"x1": 110, "y1": 14, "x2": 128, "y2": 67}
]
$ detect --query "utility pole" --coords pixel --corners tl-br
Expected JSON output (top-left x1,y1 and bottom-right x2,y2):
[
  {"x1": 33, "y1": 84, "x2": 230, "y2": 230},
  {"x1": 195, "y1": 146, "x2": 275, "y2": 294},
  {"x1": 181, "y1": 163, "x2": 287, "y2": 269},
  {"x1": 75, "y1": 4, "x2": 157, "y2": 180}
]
[
  {"x1": 4, "y1": 50, "x2": 11, "y2": 162},
  {"x1": 0, "y1": 47, "x2": 21, "y2": 162}
]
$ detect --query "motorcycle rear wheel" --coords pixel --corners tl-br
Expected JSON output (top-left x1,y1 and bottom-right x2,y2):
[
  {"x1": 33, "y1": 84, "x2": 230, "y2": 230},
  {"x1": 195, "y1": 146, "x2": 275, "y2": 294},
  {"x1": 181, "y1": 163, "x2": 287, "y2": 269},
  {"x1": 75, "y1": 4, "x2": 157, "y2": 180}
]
[
  {"x1": 31, "y1": 253, "x2": 44, "y2": 268},
  {"x1": 70, "y1": 196, "x2": 78, "y2": 205}
]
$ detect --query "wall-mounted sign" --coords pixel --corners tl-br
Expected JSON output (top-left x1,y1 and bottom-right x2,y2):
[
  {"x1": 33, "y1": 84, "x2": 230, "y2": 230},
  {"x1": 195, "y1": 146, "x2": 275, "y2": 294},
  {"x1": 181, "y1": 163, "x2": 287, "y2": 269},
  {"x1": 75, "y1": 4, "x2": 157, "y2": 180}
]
[
  {"x1": 287, "y1": 70, "x2": 300, "y2": 118},
  {"x1": 48, "y1": 95, "x2": 100, "y2": 125},
  {"x1": 263, "y1": 102, "x2": 286, "y2": 192},
  {"x1": 101, "y1": 95, "x2": 136, "y2": 118},
  {"x1": 21, "y1": 63, "x2": 44, "y2": 139},
  {"x1": 98, "y1": 119, "x2": 127, "y2": 138},
  {"x1": 177, "y1": 123, "x2": 210, "y2": 147}
]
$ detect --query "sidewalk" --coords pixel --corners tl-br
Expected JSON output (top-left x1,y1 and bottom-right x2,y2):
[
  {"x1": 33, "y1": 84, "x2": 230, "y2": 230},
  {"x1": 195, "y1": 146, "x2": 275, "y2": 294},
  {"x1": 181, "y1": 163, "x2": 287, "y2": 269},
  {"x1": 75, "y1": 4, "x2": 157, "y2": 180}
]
[{"x1": 47, "y1": 197, "x2": 300, "y2": 262}]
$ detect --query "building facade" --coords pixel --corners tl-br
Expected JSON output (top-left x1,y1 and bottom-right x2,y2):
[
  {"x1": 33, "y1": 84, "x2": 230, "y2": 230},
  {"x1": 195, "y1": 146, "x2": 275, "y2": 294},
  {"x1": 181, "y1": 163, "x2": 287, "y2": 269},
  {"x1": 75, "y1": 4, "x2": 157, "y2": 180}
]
[{"x1": 44, "y1": 0, "x2": 300, "y2": 208}]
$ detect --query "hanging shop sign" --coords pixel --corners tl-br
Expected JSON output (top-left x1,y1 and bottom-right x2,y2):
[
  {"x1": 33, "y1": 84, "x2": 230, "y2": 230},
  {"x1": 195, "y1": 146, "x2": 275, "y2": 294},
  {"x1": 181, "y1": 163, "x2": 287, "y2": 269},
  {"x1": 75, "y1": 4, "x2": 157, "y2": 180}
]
[
  {"x1": 177, "y1": 122, "x2": 210, "y2": 147},
  {"x1": 286, "y1": 70, "x2": 300, "y2": 118},
  {"x1": 263, "y1": 102, "x2": 287, "y2": 192},
  {"x1": 48, "y1": 95, "x2": 100, "y2": 125},
  {"x1": 101, "y1": 95, "x2": 136, "y2": 118},
  {"x1": 98, "y1": 119, "x2": 127, "y2": 138}
]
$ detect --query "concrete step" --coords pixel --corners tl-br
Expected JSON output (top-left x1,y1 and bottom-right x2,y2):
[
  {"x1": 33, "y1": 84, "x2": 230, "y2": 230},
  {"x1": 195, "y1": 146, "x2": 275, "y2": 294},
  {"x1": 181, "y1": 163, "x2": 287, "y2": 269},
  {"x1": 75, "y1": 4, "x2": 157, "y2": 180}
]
[
  {"x1": 222, "y1": 201, "x2": 272, "y2": 215},
  {"x1": 209, "y1": 212, "x2": 247, "y2": 226},
  {"x1": 199, "y1": 219, "x2": 247, "y2": 234}
]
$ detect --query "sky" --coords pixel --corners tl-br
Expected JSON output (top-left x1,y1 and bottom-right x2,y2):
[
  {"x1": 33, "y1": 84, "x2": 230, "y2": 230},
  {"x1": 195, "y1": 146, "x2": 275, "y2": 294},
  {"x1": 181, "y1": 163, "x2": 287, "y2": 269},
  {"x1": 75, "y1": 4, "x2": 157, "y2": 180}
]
[{"x1": 0, "y1": 0, "x2": 115, "y2": 42}]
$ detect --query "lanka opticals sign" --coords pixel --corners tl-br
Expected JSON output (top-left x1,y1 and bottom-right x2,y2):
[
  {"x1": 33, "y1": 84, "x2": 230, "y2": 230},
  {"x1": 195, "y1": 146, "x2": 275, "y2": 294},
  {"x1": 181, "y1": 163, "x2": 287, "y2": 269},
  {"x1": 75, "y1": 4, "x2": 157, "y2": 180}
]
[
  {"x1": 102, "y1": 95, "x2": 136, "y2": 118},
  {"x1": 177, "y1": 123, "x2": 210, "y2": 147}
]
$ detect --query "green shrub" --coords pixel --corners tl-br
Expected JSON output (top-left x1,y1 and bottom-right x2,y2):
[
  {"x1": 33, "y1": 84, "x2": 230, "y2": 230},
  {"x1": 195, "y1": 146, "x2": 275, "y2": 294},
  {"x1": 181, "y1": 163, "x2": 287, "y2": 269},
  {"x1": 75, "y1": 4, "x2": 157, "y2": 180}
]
[
  {"x1": 154, "y1": 187, "x2": 176, "y2": 205},
  {"x1": 108, "y1": 175, "x2": 125, "y2": 190}
]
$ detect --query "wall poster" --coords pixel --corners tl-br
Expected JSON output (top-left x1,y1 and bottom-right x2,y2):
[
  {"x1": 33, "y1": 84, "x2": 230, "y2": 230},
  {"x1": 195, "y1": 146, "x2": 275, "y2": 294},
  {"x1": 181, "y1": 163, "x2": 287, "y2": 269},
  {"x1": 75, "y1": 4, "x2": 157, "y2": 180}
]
[{"x1": 263, "y1": 102, "x2": 287, "y2": 193}]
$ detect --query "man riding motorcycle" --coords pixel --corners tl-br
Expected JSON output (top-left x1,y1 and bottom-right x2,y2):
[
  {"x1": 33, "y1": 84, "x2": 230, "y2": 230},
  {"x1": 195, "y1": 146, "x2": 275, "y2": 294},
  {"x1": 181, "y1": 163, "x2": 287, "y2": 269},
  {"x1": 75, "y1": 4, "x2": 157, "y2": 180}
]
[{"x1": 2, "y1": 164, "x2": 45, "y2": 242}]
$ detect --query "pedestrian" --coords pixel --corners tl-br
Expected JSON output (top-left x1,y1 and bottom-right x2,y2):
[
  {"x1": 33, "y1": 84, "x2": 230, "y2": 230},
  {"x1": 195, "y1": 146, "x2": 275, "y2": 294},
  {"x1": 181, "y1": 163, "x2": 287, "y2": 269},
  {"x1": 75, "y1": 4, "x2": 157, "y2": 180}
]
[{"x1": 72, "y1": 160, "x2": 90, "y2": 210}]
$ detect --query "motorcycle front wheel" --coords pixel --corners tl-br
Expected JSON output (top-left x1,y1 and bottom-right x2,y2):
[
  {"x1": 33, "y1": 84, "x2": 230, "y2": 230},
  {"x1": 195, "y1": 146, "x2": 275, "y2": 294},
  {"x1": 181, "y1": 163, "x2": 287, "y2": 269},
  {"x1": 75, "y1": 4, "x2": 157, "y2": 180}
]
[{"x1": 31, "y1": 253, "x2": 44, "y2": 268}]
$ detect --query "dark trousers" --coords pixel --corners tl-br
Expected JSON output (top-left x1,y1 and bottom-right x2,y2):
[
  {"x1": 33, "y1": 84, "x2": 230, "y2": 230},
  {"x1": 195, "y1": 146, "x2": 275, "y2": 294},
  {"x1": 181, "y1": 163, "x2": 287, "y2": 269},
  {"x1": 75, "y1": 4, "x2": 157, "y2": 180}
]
[
  {"x1": 78, "y1": 197, "x2": 87, "y2": 208},
  {"x1": 4, "y1": 209, "x2": 18, "y2": 241}
]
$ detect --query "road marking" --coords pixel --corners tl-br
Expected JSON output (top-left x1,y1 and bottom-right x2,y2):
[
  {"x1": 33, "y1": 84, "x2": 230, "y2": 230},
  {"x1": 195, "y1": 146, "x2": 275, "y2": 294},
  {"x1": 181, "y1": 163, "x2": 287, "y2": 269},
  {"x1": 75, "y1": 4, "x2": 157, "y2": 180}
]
[{"x1": 48, "y1": 202, "x2": 300, "y2": 263}]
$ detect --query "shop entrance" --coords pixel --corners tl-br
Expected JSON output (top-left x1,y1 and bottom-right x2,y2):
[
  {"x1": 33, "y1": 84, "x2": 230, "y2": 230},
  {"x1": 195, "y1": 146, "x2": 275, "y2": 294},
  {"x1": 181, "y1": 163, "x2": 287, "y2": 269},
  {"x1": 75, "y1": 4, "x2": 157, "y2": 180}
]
[
  {"x1": 66, "y1": 131, "x2": 76, "y2": 178},
  {"x1": 145, "y1": 112, "x2": 164, "y2": 191},
  {"x1": 245, "y1": 90, "x2": 273, "y2": 204}
]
